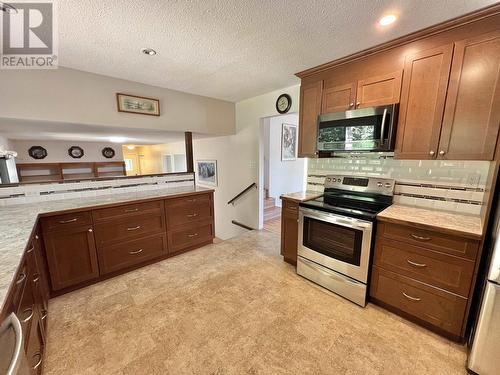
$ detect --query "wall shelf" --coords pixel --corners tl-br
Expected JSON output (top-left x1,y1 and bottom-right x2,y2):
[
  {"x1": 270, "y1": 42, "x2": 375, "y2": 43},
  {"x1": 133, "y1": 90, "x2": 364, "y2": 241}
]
[{"x1": 17, "y1": 162, "x2": 126, "y2": 183}]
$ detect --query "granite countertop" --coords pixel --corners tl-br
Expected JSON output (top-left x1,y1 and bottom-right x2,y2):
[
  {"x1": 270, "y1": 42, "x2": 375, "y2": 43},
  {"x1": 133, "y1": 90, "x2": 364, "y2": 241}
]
[
  {"x1": 280, "y1": 191, "x2": 323, "y2": 202},
  {"x1": 377, "y1": 204, "x2": 483, "y2": 239},
  {"x1": 0, "y1": 186, "x2": 213, "y2": 313}
]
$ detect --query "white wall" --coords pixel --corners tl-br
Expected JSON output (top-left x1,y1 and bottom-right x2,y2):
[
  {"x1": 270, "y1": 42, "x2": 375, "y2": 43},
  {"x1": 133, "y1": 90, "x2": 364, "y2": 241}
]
[
  {"x1": 0, "y1": 67, "x2": 235, "y2": 136},
  {"x1": 0, "y1": 135, "x2": 11, "y2": 151},
  {"x1": 265, "y1": 113, "x2": 306, "y2": 207},
  {"x1": 193, "y1": 84, "x2": 300, "y2": 240},
  {"x1": 10, "y1": 140, "x2": 124, "y2": 163}
]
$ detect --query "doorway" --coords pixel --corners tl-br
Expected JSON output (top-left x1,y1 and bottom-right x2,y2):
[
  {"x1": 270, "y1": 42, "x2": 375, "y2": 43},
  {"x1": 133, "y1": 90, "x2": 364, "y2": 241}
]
[{"x1": 259, "y1": 113, "x2": 307, "y2": 234}]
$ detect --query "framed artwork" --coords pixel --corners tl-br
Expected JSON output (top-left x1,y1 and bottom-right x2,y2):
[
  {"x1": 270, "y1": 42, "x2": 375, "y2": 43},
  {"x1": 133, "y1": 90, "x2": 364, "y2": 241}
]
[
  {"x1": 281, "y1": 123, "x2": 297, "y2": 161},
  {"x1": 28, "y1": 146, "x2": 47, "y2": 160},
  {"x1": 116, "y1": 93, "x2": 160, "y2": 116},
  {"x1": 196, "y1": 160, "x2": 218, "y2": 187},
  {"x1": 68, "y1": 146, "x2": 84, "y2": 159}
]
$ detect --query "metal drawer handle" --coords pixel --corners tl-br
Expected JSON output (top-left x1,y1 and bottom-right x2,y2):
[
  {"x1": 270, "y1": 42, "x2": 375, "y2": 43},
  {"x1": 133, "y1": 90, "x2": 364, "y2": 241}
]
[
  {"x1": 410, "y1": 234, "x2": 431, "y2": 241},
  {"x1": 59, "y1": 218, "x2": 78, "y2": 224},
  {"x1": 16, "y1": 272, "x2": 26, "y2": 285},
  {"x1": 21, "y1": 308, "x2": 34, "y2": 323},
  {"x1": 32, "y1": 352, "x2": 42, "y2": 370},
  {"x1": 32, "y1": 274, "x2": 40, "y2": 283},
  {"x1": 186, "y1": 199, "x2": 197, "y2": 203},
  {"x1": 26, "y1": 246, "x2": 34, "y2": 254},
  {"x1": 187, "y1": 233, "x2": 199, "y2": 238},
  {"x1": 407, "y1": 259, "x2": 427, "y2": 268},
  {"x1": 187, "y1": 213, "x2": 199, "y2": 218},
  {"x1": 402, "y1": 292, "x2": 421, "y2": 302},
  {"x1": 129, "y1": 248, "x2": 144, "y2": 255},
  {"x1": 41, "y1": 310, "x2": 48, "y2": 320},
  {"x1": 125, "y1": 208, "x2": 139, "y2": 213},
  {"x1": 127, "y1": 225, "x2": 141, "y2": 231}
]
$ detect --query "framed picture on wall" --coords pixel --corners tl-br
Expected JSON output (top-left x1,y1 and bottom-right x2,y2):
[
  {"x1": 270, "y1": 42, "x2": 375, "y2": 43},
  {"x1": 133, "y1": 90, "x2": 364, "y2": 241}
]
[
  {"x1": 281, "y1": 123, "x2": 297, "y2": 161},
  {"x1": 196, "y1": 160, "x2": 218, "y2": 187},
  {"x1": 116, "y1": 93, "x2": 160, "y2": 116}
]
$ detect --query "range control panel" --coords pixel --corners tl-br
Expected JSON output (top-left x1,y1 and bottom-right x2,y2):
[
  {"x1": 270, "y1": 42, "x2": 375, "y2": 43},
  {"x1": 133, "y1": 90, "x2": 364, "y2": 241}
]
[{"x1": 324, "y1": 175, "x2": 395, "y2": 195}]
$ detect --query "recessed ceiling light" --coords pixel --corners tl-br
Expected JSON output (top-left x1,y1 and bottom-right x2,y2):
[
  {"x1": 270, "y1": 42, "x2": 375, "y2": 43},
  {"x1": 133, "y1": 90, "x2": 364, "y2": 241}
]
[
  {"x1": 0, "y1": 2, "x2": 18, "y2": 13},
  {"x1": 141, "y1": 48, "x2": 157, "y2": 56},
  {"x1": 379, "y1": 14, "x2": 397, "y2": 26},
  {"x1": 110, "y1": 137, "x2": 126, "y2": 143}
]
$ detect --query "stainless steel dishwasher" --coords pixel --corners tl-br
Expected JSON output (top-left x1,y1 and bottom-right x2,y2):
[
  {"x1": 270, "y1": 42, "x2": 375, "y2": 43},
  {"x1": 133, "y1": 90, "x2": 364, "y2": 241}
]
[{"x1": 0, "y1": 313, "x2": 29, "y2": 375}]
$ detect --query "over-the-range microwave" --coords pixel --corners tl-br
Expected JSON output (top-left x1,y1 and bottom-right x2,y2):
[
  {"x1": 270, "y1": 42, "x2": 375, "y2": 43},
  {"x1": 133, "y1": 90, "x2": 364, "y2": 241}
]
[{"x1": 317, "y1": 104, "x2": 399, "y2": 153}]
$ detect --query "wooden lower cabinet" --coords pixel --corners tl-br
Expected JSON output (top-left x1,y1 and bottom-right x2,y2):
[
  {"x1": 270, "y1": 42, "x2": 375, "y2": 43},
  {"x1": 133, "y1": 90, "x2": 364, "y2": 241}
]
[
  {"x1": 43, "y1": 224, "x2": 99, "y2": 291},
  {"x1": 41, "y1": 192, "x2": 214, "y2": 293},
  {"x1": 280, "y1": 199, "x2": 299, "y2": 265},
  {"x1": 370, "y1": 220, "x2": 481, "y2": 341}
]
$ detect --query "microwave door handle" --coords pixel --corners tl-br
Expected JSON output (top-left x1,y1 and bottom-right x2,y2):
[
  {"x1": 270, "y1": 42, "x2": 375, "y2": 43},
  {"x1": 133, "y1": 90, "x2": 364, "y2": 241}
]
[{"x1": 379, "y1": 108, "x2": 388, "y2": 147}]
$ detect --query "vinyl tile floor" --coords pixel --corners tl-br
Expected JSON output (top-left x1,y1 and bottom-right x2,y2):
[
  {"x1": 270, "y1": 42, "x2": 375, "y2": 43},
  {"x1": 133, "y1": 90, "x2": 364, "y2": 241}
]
[{"x1": 43, "y1": 230, "x2": 467, "y2": 374}]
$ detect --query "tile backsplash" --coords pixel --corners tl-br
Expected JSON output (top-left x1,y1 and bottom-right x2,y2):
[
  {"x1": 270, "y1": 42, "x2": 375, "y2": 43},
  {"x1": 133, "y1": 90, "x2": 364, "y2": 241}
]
[
  {"x1": 307, "y1": 158, "x2": 492, "y2": 216},
  {"x1": 0, "y1": 173, "x2": 195, "y2": 206}
]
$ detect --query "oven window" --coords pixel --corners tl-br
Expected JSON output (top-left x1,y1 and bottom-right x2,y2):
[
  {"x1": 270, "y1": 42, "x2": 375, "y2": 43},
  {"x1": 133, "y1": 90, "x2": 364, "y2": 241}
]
[{"x1": 303, "y1": 217, "x2": 363, "y2": 265}]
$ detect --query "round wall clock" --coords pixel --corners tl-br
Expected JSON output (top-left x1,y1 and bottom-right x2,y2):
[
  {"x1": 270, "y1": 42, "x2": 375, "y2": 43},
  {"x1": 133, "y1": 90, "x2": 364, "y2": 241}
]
[
  {"x1": 28, "y1": 146, "x2": 47, "y2": 160},
  {"x1": 276, "y1": 93, "x2": 292, "y2": 114},
  {"x1": 102, "y1": 147, "x2": 115, "y2": 159},
  {"x1": 68, "y1": 146, "x2": 84, "y2": 159}
]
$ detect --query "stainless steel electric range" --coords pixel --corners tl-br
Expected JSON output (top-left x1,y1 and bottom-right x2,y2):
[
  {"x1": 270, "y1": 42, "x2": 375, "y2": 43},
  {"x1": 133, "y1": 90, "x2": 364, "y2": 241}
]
[{"x1": 297, "y1": 175, "x2": 395, "y2": 306}]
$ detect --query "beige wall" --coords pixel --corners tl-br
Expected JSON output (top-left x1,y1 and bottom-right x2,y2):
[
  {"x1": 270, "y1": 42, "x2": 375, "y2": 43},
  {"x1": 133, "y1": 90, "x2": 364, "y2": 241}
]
[
  {"x1": 0, "y1": 67, "x2": 235, "y2": 135},
  {"x1": 10, "y1": 140, "x2": 124, "y2": 163},
  {"x1": 0, "y1": 135, "x2": 11, "y2": 151},
  {"x1": 193, "y1": 85, "x2": 300, "y2": 240}
]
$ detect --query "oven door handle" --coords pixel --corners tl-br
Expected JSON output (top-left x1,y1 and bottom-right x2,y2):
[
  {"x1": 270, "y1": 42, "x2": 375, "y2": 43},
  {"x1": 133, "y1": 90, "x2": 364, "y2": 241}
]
[{"x1": 300, "y1": 208, "x2": 372, "y2": 231}]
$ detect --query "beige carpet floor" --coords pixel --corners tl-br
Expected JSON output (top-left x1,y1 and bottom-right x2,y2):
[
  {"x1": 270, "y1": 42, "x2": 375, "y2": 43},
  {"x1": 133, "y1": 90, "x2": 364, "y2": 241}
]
[{"x1": 43, "y1": 230, "x2": 467, "y2": 374}]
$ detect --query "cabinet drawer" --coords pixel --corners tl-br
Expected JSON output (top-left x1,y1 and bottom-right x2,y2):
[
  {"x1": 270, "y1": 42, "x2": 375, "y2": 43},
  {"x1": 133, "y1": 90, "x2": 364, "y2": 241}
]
[
  {"x1": 11, "y1": 260, "x2": 28, "y2": 311},
  {"x1": 165, "y1": 199, "x2": 212, "y2": 228},
  {"x1": 168, "y1": 222, "x2": 214, "y2": 253},
  {"x1": 42, "y1": 211, "x2": 92, "y2": 232},
  {"x1": 165, "y1": 193, "x2": 211, "y2": 207},
  {"x1": 93, "y1": 200, "x2": 163, "y2": 222},
  {"x1": 97, "y1": 233, "x2": 167, "y2": 275},
  {"x1": 370, "y1": 266, "x2": 467, "y2": 336},
  {"x1": 94, "y1": 213, "x2": 165, "y2": 246},
  {"x1": 373, "y1": 237, "x2": 475, "y2": 297},
  {"x1": 377, "y1": 222, "x2": 480, "y2": 260}
]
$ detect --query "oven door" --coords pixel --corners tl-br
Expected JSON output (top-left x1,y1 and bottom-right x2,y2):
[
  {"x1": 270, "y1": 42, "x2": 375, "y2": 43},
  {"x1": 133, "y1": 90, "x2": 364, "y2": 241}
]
[{"x1": 298, "y1": 207, "x2": 373, "y2": 283}]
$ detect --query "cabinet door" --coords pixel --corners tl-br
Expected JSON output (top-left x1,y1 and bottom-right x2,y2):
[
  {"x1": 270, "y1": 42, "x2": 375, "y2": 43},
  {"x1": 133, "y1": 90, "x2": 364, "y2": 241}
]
[
  {"x1": 281, "y1": 201, "x2": 299, "y2": 265},
  {"x1": 298, "y1": 81, "x2": 322, "y2": 157},
  {"x1": 439, "y1": 31, "x2": 500, "y2": 160},
  {"x1": 395, "y1": 44, "x2": 453, "y2": 159},
  {"x1": 322, "y1": 82, "x2": 356, "y2": 113},
  {"x1": 356, "y1": 71, "x2": 402, "y2": 108},
  {"x1": 44, "y1": 225, "x2": 99, "y2": 290}
]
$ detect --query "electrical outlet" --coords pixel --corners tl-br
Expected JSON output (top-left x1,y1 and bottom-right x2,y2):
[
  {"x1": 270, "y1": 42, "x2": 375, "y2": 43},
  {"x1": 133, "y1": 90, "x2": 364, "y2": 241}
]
[{"x1": 466, "y1": 173, "x2": 480, "y2": 187}]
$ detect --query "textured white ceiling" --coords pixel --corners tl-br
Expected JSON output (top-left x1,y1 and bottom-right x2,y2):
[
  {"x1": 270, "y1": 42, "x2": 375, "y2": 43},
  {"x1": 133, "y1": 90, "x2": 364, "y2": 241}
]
[{"x1": 57, "y1": 0, "x2": 497, "y2": 102}]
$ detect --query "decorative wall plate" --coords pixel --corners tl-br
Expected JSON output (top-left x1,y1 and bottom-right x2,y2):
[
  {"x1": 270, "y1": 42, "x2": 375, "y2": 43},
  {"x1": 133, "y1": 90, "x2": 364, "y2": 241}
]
[
  {"x1": 68, "y1": 146, "x2": 84, "y2": 159},
  {"x1": 28, "y1": 146, "x2": 48, "y2": 160},
  {"x1": 102, "y1": 147, "x2": 116, "y2": 159}
]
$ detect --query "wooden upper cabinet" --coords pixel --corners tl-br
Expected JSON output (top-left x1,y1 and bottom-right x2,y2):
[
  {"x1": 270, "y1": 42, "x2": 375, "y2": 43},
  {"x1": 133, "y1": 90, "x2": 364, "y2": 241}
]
[
  {"x1": 321, "y1": 82, "x2": 356, "y2": 113},
  {"x1": 299, "y1": 80, "x2": 322, "y2": 157},
  {"x1": 395, "y1": 44, "x2": 454, "y2": 159},
  {"x1": 439, "y1": 31, "x2": 500, "y2": 160},
  {"x1": 356, "y1": 71, "x2": 402, "y2": 108}
]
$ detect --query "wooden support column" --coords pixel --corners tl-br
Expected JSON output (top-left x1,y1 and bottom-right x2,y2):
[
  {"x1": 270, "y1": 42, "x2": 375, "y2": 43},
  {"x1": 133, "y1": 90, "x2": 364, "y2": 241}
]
[{"x1": 185, "y1": 131, "x2": 194, "y2": 173}]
